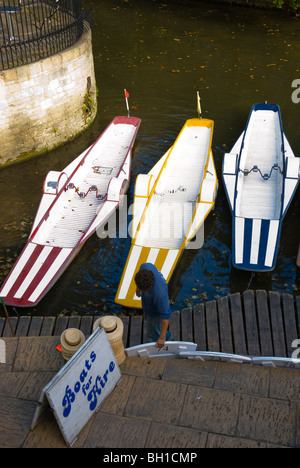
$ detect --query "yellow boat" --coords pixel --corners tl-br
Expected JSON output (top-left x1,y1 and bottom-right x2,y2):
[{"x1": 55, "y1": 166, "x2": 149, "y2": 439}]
[{"x1": 115, "y1": 100, "x2": 218, "y2": 308}]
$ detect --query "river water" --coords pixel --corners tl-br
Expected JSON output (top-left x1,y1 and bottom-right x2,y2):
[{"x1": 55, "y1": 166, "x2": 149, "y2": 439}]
[{"x1": 0, "y1": 0, "x2": 299, "y2": 317}]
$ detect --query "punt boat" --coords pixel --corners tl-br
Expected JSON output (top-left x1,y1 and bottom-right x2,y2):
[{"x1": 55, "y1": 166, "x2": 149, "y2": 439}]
[
  {"x1": 223, "y1": 102, "x2": 299, "y2": 272},
  {"x1": 115, "y1": 99, "x2": 218, "y2": 308},
  {"x1": 0, "y1": 115, "x2": 141, "y2": 306}
]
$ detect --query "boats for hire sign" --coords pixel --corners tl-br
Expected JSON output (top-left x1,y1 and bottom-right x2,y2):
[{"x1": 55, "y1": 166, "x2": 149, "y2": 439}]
[{"x1": 32, "y1": 327, "x2": 121, "y2": 446}]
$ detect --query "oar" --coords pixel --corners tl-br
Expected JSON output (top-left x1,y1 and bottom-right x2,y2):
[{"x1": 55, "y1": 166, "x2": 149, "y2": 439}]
[{"x1": 1, "y1": 297, "x2": 15, "y2": 337}]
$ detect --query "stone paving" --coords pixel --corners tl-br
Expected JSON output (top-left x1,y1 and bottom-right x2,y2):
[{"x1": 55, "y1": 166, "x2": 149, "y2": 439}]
[{"x1": 0, "y1": 336, "x2": 299, "y2": 448}]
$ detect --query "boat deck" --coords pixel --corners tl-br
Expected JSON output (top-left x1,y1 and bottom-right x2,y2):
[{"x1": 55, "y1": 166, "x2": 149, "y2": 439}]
[
  {"x1": 34, "y1": 123, "x2": 134, "y2": 248},
  {"x1": 1, "y1": 290, "x2": 299, "y2": 360},
  {"x1": 136, "y1": 124, "x2": 212, "y2": 249},
  {"x1": 236, "y1": 110, "x2": 283, "y2": 220}
]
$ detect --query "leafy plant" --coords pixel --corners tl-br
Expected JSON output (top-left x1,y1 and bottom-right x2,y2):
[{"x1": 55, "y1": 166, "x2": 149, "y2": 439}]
[
  {"x1": 273, "y1": 0, "x2": 300, "y2": 10},
  {"x1": 82, "y1": 89, "x2": 97, "y2": 124}
]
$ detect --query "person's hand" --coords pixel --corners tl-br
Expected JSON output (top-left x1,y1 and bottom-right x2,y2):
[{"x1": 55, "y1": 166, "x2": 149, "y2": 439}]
[
  {"x1": 155, "y1": 337, "x2": 165, "y2": 348},
  {"x1": 136, "y1": 288, "x2": 141, "y2": 298}
]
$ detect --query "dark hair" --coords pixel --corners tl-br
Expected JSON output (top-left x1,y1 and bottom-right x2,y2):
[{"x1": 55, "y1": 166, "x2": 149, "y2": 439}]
[{"x1": 135, "y1": 269, "x2": 154, "y2": 292}]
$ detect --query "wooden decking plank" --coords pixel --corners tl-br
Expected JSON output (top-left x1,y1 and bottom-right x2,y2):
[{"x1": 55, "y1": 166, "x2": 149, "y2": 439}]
[
  {"x1": 181, "y1": 307, "x2": 194, "y2": 342},
  {"x1": 53, "y1": 316, "x2": 69, "y2": 336},
  {"x1": 282, "y1": 294, "x2": 298, "y2": 358},
  {"x1": 193, "y1": 302, "x2": 206, "y2": 351},
  {"x1": 40, "y1": 317, "x2": 56, "y2": 336},
  {"x1": 205, "y1": 300, "x2": 220, "y2": 352},
  {"x1": 0, "y1": 317, "x2": 5, "y2": 336},
  {"x1": 255, "y1": 289, "x2": 273, "y2": 356},
  {"x1": 243, "y1": 290, "x2": 260, "y2": 356},
  {"x1": 27, "y1": 316, "x2": 43, "y2": 336},
  {"x1": 230, "y1": 293, "x2": 247, "y2": 355},
  {"x1": 129, "y1": 315, "x2": 143, "y2": 347},
  {"x1": 15, "y1": 316, "x2": 31, "y2": 337},
  {"x1": 121, "y1": 315, "x2": 130, "y2": 347},
  {"x1": 0, "y1": 291, "x2": 298, "y2": 361},
  {"x1": 143, "y1": 316, "x2": 148, "y2": 344},
  {"x1": 217, "y1": 296, "x2": 234, "y2": 354},
  {"x1": 169, "y1": 310, "x2": 180, "y2": 341},
  {"x1": 2, "y1": 317, "x2": 18, "y2": 337},
  {"x1": 80, "y1": 316, "x2": 94, "y2": 335},
  {"x1": 269, "y1": 291, "x2": 286, "y2": 357},
  {"x1": 67, "y1": 316, "x2": 81, "y2": 330},
  {"x1": 295, "y1": 296, "x2": 300, "y2": 336}
]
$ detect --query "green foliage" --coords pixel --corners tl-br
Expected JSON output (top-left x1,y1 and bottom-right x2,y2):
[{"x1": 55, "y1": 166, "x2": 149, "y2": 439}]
[
  {"x1": 82, "y1": 90, "x2": 97, "y2": 122},
  {"x1": 273, "y1": 0, "x2": 284, "y2": 8},
  {"x1": 289, "y1": 0, "x2": 300, "y2": 10},
  {"x1": 273, "y1": 0, "x2": 300, "y2": 10}
]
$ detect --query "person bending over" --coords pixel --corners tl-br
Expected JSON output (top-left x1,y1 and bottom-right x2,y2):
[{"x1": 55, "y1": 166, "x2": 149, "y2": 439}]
[{"x1": 135, "y1": 263, "x2": 173, "y2": 348}]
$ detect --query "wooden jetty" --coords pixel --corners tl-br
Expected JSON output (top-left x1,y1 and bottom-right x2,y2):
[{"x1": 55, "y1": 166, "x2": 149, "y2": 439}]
[{"x1": 0, "y1": 290, "x2": 299, "y2": 359}]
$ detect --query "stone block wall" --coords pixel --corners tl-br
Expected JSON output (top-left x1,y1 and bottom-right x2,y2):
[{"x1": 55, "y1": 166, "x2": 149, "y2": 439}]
[{"x1": 0, "y1": 22, "x2": 97, "y2": 167}]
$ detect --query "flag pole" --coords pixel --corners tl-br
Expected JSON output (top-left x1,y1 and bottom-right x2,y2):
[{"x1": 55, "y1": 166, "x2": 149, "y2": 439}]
[
  {"x1": 124, "y1": 89, "x2": 130, "y2": 117},
  {"x1": 197, "y1": 91, "x2": 202, "y2": 120}
]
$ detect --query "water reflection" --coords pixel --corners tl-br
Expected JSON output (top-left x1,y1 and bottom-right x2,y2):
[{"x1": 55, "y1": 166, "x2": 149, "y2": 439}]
[{"x1": 0, "y1": 0, "x2": 299, "y2": 316}]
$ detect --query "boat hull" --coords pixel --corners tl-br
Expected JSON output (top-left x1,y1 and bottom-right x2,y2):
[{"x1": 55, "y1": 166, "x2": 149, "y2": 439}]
[
  {"x1": 0, "y1": 116, "x2": 141, "y2": 306},
  {"x1": 223, "y1": 103, "x2": 299, "y2": 272},
  {"x1": 115, "y1": 117, "x2": 218, "y2": 308},
  {"x1": 233, "y1": 217, "x2": 281, "y2": 271}
]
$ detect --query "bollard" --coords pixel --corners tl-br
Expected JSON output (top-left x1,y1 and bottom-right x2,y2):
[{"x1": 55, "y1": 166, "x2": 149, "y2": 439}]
[
  {"x1": 60, "y1": 328, "x2": 85, "y2": 361},
  {"x1": 93, "y1": 316, "x2": 126, "y2": 365}
]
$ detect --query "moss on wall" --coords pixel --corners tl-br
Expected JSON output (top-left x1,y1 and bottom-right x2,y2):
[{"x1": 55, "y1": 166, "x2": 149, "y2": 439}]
[{"x1": 0, "y1": 22, "x2": 97, "y2": 167}]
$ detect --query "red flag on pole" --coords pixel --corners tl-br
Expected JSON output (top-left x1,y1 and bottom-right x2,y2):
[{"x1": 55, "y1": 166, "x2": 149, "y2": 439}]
[{"x1": 124, "y1": 89, "x2": 130, "y2": 116}]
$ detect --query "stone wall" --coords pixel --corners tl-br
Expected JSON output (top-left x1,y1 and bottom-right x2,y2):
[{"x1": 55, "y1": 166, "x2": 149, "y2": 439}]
[{"x1": 0, "y1": 21, "x2": 97, "y2": 167}]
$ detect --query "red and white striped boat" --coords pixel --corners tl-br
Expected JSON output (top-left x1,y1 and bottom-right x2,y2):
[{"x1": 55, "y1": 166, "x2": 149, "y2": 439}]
[{"x1": 0, "y1": 116, "x2": 141, "y2": 307}]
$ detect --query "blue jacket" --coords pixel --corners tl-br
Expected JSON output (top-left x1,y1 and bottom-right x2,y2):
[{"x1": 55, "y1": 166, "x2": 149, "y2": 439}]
[{"x1": 139, "y1": 263, "x2": 172, "y2": 320}]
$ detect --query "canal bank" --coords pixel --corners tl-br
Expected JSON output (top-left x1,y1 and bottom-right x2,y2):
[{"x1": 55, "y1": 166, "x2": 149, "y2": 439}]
[
  {"x1": 1, "y1": 289, "x2": 300, "y2": 448},
  {"x1": 1, "y1": 290, "x2": 299, "y2": 362},
  {"x1": 1, "y1": 339, "x2": 299, "y2": 448}
]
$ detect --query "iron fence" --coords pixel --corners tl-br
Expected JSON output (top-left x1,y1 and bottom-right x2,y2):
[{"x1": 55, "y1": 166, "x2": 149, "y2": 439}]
[{"x1": 0, "y1": 0, "x2": 84, "y2": 69}]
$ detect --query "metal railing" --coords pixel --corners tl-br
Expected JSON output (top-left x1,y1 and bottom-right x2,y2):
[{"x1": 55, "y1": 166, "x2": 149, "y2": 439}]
[{"x1": 0, "y1": 0, "x2": 84, "y2": 70}]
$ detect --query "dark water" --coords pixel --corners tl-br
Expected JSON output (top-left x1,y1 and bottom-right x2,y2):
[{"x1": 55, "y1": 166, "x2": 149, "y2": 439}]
[{"x1": 1, "y1": 0, "x2": 299, "y2": 317}]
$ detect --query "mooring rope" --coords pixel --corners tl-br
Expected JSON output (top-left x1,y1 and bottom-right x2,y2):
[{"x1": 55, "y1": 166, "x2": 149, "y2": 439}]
[{"x1": 246, "y1": 272, "x2": 256, "y2": 290}]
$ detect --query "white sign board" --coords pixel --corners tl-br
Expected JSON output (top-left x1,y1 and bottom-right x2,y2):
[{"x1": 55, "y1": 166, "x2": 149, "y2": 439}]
[
  {"x1": 0, "y1": 339, "x2": 5, "y2": 364},
  {"x1": 32, "y1": 327, "x2": 121, "y2": 446}
]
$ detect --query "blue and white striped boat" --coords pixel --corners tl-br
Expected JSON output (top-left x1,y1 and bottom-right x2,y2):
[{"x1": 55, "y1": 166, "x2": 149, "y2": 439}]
[{"x1": 223, "y1": 103, "x2": 299, "y2": 272}]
